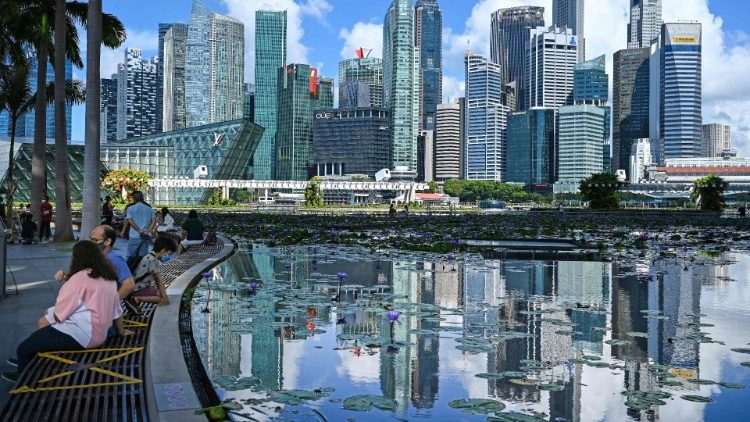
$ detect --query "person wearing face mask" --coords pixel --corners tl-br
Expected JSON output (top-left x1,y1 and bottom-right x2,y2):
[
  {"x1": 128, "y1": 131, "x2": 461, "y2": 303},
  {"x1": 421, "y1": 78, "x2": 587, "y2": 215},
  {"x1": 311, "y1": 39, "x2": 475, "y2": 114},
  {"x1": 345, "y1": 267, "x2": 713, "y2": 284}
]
[{"x1": 39, "y1": 196, "x2": 53, "y2": 242}]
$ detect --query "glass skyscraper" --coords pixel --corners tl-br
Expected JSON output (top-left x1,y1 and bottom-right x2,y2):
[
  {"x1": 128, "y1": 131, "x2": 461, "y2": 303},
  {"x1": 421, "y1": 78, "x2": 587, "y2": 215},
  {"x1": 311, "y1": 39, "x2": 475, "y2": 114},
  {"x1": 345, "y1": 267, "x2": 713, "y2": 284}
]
[
  {"x1": 276, "y1": 64, "x2": 313, "y2": 181},
  {"x1": 574, "y1": 55, "x2": 608, "y2": 105},
  {"x1": 383, "y1": 0, "x2": 420, "y2": 172},
  {"x1": 490, "y1": 6, "x2": 545, "y2": 111},
  {"x1": 465, "y1": 53, "x2": 508, "y2": 181},
  {"x1": 506, "y1": 108, "x2": 556, "y2": 188},
  {"x1": 116, "y1": 48, "x2": 158, "y2": 140},
  {"x1": 552, "y1": 0, "x2": 585, "y2": 62},
  {"x1": 649, "y1": 22, "x2": 702, "y2": 162},
  {"x1": 338, "y1": 55, "x2": 383, "y2": 108},
  {"x1": 161, "y1": 23, "x2": 188, "y2": 132},
  {"x1": 0, "y1": 54, "x2": 72, "y2": 141},
  {"x1": 253, "y1": 10, "x2": 287, "y2": 180},
  {"x1": 185, "y1": 0, "x2": 244, "y2": 128},
  {"x1": 628, "y1": 0, "x2": 662, "y2": 49},
  {"x1": 557, "y1": 105, "x2": 605, "y2": 182},
  {"x1": 100, "y1": 77, "x2": 118, "y2": 142},
  {"x1": 415, "y1": 0, "x2": 442, "y2": 131},
  {"x1": 613, "y1": 47, "x2": 650, "y2": 173}
]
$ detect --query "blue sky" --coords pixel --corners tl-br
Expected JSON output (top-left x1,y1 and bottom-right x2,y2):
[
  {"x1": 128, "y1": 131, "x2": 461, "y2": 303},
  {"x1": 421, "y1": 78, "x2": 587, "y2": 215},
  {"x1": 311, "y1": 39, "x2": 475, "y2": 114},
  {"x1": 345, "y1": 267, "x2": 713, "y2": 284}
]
[{"x1": 72, "y1": 0, "x2": 750, "y2": 156}]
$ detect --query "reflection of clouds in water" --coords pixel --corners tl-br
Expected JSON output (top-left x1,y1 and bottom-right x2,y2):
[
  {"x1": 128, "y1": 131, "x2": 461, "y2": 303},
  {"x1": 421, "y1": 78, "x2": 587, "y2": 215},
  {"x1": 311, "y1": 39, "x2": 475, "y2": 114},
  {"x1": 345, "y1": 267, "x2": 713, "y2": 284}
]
[
  {"x1": 335, "y1": 348, "x2": 381, "y2": 383},
  {"x1": 439, "y1": 337, "x2": 488, "y2": 398},
  {"x1": 580, "y1": 365, "x2": 628, "y2": 421},
  {"x1": 281, "y1": 340, "x2": 306, "y2": 390}
]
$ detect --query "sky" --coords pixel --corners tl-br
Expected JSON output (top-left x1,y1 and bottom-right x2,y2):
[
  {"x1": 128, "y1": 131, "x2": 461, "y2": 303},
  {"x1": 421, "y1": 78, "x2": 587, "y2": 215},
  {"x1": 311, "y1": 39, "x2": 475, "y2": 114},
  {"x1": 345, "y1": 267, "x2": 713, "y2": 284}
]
[{"x1": 71, "y1": 0, "x2": 750, "y2": 157}]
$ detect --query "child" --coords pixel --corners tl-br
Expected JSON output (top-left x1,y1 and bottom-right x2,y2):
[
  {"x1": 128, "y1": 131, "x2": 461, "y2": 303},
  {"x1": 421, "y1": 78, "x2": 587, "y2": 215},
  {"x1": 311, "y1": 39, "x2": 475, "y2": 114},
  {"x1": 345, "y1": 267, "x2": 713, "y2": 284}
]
[{"x1": 130, "y1": 237, "x2": 176, "y2": 306}]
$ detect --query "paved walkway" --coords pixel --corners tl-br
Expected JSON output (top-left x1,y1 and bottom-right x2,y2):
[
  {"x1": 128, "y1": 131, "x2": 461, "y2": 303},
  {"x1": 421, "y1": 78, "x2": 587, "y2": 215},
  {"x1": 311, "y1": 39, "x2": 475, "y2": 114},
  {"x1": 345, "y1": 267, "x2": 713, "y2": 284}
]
[{"x1": 0, "y1": 239, "x2": 129, "y2": 409}]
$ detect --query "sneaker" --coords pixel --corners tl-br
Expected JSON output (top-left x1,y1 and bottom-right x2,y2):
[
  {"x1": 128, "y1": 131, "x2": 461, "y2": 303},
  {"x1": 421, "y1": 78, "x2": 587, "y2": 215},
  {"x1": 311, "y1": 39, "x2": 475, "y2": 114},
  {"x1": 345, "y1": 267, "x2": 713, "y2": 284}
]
[
  {"x1": 123, "y1": 297, "x2": 142, "y2": 316},
  {"x1": 1, "y1": 371, "x2": 18, "y2": 383},
  {"x1": 6, "y1": 357, "x2": 17, "y2": 367}
]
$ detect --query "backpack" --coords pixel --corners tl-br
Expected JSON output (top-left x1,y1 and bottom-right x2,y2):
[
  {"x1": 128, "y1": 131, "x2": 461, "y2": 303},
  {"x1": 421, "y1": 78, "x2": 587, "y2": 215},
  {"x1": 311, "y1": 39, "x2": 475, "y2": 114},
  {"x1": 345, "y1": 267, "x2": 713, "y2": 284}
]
[
  {"x1": 127, "y1": 254, "x2": 155, "y2": 284},
  {"x1": 204, "y1": 229, "x2": 218, "y2": 245}
]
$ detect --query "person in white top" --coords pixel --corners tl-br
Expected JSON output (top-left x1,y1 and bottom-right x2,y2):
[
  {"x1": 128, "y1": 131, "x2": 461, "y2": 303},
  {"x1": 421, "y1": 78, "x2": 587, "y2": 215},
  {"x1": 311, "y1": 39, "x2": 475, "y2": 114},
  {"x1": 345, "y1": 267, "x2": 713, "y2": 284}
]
[{"x1": 156, "y1": 207, "x2": 176, "y2": 233}]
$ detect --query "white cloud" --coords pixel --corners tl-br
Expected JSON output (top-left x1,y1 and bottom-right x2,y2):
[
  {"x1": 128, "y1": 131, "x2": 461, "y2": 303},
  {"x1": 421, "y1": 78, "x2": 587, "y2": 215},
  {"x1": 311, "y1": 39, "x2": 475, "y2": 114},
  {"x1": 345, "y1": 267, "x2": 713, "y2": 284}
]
[
  {"x1": 338, "y1": 22, "x2": 383, "y2": 60},
  {"x1": 442, "y1": 0, "x2": 750, "y2": 157},
  {"x1": 442, "y1": 74, "x2": 464, "y2": 104},
  {"x1": 82, "y1": 28, "x2": 159, "y2": 80},
  {"x1": 223, "y1": 0, "x2": 333, "y2": 83}
]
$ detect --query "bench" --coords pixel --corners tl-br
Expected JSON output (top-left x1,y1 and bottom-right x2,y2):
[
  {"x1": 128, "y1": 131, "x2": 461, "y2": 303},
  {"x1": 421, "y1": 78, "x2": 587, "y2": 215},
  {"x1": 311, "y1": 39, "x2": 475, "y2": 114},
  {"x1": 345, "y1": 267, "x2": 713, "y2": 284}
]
[{"x1": 0, "y1": 241, "x2": 225, "y2": 421}]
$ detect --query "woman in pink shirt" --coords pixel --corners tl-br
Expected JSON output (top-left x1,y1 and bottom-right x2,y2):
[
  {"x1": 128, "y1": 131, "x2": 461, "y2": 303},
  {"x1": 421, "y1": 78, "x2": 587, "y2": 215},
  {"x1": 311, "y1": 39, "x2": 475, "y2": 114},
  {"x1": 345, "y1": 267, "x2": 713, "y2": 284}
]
[{"x1": 5, "y1": 241, "x2": 129, "y2": 379}]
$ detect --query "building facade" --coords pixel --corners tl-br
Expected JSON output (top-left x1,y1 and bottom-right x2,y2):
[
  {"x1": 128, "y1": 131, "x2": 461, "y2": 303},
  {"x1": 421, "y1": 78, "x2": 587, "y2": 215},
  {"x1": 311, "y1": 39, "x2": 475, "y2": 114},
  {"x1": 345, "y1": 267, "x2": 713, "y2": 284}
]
[
  {"x1": 650, "y1": 22, "x2": 702, "y2": 162},
  {"x1": 574, "y1": 55, "x2": 608, "y2": 105},
  {"x1": 552, "y1": 0, "x2": 585, "y2": 62},
  {"x1": 613, "y1": 47, "x2": 650, "y2": 173},
  {"x1": 417, "y1": 130, "x2": 434, "y2": 182},
  {"x1": 505, "y1": 108, "x2": 556, "y2": 188},
  {"x1": 465, "y1": 53, "x2": 509, "y2": 181},
  {"x1": 116, "y1": 48, "x2": 158, "y2": 140},
  {"x1": 629, "y1": 138, "x2": 652, "y2": 183},
  {"x1": 383, "y1": 0, "x2": 420, "y2": 171},
  {"x1": 161, "y1": 23, "x2": 188, "y2": 132},
  {"x1": 557, "y1": 105, "x2": 605, "y2": 183},
  {"x1": 435, "y1": 102, "x2": 462, "y2": 181},
  {"x1": 243, "y1": 83, "x2": 255, "y2": 121},
  {"x1": 338, "y1": 54, "x2": 383, "y2": 108},
  {"x1": 312, "y1": 107, "x2": 391, "y2": 177},
  {"x1": 415, "y1": 0, "x2": 442, "y2": 131},
  {"x1": 628, "y1": 0, "x2": 662, "y2": 49},
  {"x1": 702, "y1": 123, "x2": 731, "y2": 158},
  {"x1": 100, "y1": 77, "x2": 118, "y2": 143},
  {"x1": 276, "y1": 64, "x2": 314, "y2": 181},
  {"x1": 253, "y1": 10, "x2": 287, "y2": 180},
  {"x1": 185, "y1": 0, "x2": 244, "y2": 128},
  {"x1": 490, "y1": 6, "x2": 545, "y2": 112},
  {"x1": 341, "y1": 81, "x2": 371, "y2": 109},
  {"x1": 0, "y1": 54, "x2": 72, "y2": 141},
  {"x1": 527, "y1": 26, "x2": 578, "y2": 109}
]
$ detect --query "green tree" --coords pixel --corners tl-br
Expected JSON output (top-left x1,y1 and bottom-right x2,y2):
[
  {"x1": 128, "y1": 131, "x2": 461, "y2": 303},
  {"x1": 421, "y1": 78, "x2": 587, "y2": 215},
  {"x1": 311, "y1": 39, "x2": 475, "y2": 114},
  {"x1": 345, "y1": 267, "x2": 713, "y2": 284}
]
[
  {"x1": 427, "y1": 181, "x2": 438, "y2": 193},
  {"x1": 692, "y1": 175, "x2": 727, "y2": 211},
  {"x1": 305, "y1": 177, "x2": 324, "y2": 207},
  {"x1": 579, "y1": 173, "x2": 622, "y2": 210}
]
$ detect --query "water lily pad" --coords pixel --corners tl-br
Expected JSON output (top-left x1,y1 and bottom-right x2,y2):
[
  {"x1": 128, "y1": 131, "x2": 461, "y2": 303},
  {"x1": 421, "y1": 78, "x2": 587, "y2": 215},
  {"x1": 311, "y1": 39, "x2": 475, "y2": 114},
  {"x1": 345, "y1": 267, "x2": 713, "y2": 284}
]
[
  {"x1": 718, "y1": 382, "x2": 745, "y2": 389},
  {"x1": 687, "y1": 378, "x2": 715, "y2": 385},
  {"x1": 731, "y1": 348, "x2": 750, "y2": 354},
  {"x1": 538, "y1": 383, "x2": 565, "y2": 392},
  {"x1": 742, "y1": 362, "x2": 750, "y2": 368},
  {"x1": 448, "y1": 398, "x2": 506, "y2": 414},
  {"x1": 627, "y1": 331, "x2": 650, "y2": 338},
  {"x1": 214, "y1": 376, "x2": 261, "y2": 391},
  {"x1": 605, "y1": 339, "x2": 631, "y2": 346},
  {"x1": 681, "y1": 395, "x2": 714, "y2": 403},
  {"x1": 488, "y1": 412, "x2": 546, "y2": 422},
  {"x1": 343, "y1": 395, "x2": 397, "y2": 412},
  {"x1": 269, "y1": 389, "x2": 326, "y2": 405}
]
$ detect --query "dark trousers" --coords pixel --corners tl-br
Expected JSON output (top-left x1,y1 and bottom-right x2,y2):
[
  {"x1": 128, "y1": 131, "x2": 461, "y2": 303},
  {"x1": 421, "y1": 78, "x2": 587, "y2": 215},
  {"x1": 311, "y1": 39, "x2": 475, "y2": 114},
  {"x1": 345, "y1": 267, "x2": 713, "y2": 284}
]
[
  {"x1": 17, "y1": 325, "x2": 82, "y2": 373},
  {"x1": 39, "y1": 221, "x2": 51, "y2": 240}
]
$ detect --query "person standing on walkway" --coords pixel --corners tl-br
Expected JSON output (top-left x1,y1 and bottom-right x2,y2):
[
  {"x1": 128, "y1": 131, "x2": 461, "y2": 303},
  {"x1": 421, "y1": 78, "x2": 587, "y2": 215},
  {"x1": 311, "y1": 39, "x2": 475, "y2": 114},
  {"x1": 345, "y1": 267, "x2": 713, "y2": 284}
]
[
  {"x1": 124, "y1": 191, "x2": 156, "y2": 258},
  {"x1": 102, "y1": 195, "x2": 114, "y2": 226},
  {"x1": 2, "y1": 241, "x2": 131, "y2": 382},
  {"x1": 39, "y1": 196, "x2": 53, "y2": 242}
]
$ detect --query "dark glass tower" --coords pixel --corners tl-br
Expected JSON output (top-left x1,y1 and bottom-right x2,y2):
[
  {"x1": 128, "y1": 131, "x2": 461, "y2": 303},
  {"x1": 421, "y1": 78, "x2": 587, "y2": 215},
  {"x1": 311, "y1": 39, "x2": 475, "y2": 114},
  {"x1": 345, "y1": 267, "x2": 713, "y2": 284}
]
[
  {"x1": 613, "y1": 47, "x2": 650, "y2": 172},
  {"x1": 490, "y1": 6, "x2": 545, "y2": 111},
  {"x1": 415, "y1": 0, "x2": 442, "y2": 131},
  {"x1": 505, "y1": 108, "x2": 556, "y2": 187}
]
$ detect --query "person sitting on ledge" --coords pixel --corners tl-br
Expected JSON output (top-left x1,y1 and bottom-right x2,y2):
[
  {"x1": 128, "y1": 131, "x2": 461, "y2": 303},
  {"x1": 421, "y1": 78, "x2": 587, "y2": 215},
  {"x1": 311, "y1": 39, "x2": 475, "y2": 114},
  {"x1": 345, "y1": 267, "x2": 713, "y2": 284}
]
[
  {"x1": 2, "y1": 241, "x2": 132, "y2": 383},
  {"x1": 20, "y1": 214, "x2": 36, "y2": 245},
  {"x1": 89, "y1": 225, "x2": 139, "y2": 315},
  {"x1": 130, "y1": 237, "x2": 176, "y2": 306},
  {"x1": 177, "y1": 209, "x2": 205, "y2": 255}
]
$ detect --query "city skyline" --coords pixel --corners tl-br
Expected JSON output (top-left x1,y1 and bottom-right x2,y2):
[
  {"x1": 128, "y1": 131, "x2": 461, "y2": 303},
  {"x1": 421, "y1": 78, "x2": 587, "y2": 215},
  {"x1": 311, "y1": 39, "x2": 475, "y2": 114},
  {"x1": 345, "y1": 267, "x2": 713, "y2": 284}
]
[{"x1": 68, "y1": 0, "x2": 749, "y2": 158}]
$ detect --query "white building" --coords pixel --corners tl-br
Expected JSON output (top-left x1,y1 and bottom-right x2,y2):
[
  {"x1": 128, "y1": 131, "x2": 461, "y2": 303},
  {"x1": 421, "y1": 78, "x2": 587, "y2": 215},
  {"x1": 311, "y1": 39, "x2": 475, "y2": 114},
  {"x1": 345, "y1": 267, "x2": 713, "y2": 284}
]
[
  {"x1": 527, "y1": 26, "x2": 579, "y2": 109},
  {"x1": 629, "y1": 138, "x2": 652, "y2": 183},
  {"x1": 556, "y1": 104, "x2": 605, "y2": 188},
  {"x1": 435, "y1": 102, "x2": 462, "y2": 181},
  {"x1": 702, "y1": 123, "x2": 731, "y2": 158},
  {"x1": 646, "y1": 157, "x2": 750, "y2": 183},
  {"x1": 628, "y1": 0, "x2": 663, "y2": 49}
]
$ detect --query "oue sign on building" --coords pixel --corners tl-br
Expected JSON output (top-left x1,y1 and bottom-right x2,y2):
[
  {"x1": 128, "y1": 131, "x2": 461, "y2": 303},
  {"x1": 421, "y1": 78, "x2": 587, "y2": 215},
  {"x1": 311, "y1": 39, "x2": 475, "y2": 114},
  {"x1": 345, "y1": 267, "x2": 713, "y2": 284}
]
[{"x1": 315, "y1": 112, "x2": 333, "y2": 119}]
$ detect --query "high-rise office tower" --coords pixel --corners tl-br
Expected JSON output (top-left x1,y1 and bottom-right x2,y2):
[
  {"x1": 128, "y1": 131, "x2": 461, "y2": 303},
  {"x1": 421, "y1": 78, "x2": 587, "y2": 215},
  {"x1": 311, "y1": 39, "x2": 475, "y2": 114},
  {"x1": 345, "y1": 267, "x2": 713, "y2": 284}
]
[
  {"x1": 465, "y1": 52, "x2": 508, "y2": 181},
  {"x1": 557, "y1": 105, "x2": 605, "y2": 183},
  {"x1": 161, "y1": 23, "x2": 188, "y2": 132},
  {"x1": 0, "y1": 53, "x2": 72, "y2": 141},
  {"x1": 574, "y1": 55, "x2": 610, "y2": 169},
  {"x1": 253, "y1": 10, "x2": 287, "y2": 180},
  {"x1": 490, "y1": 6, "x2": 545, "y2": 111},
  {"x1": 702, "y1": 123, "x2": 731, "y2": 157},
  {"x1": 527, "y1": 26, "x2": 578, "y2": 109},
  {"x1": 185, "y1": 0, "x2": 244, "y2": 128},
  {"x1": 435, "y1": 102, "x2": 462, "y2": 181},
  {"x1": 116, "y1": 48, "x2": 158, "y2": 140},
  {"x1": 628, "y1": 0, "x2": 662, "y2": 49},
  {"x1": 613, "y1": 47, "x2": 650, "y2": 173},
  {"x1": 650, "y1": 23, "x2": 702, "y2": 162},
  {"x1": 338, "y1": 50, "x2": 383, "y2": 108},
  {"x1": 415, "y1": 0, "x2": 442, "y2": 131},
  {"x1": 505, "y1": 108, "x2": 556, "y2": 188},
  {"x1": 383, "y1": 0, "x2": 420, "y2": 172},
  {"x1": 417, "y1": 130, "x2": 434, "y2": 182},
  {"x1": 243, "y1": 83, "x2": 255, "y2": 121},
  {"x1": 276, "y1": 64, "x2": 314, "y2": 181},
  {"x1": 552, "y1": 0, "x2": 585, "y2": 62},
  {"x1": 100, "y1": 77, "x2": 118, "y2": 142},
  {"x1": 157, "y1": 23, "x2": 171, "y2": 133},
  {"x1": 341, "y1": 81, "x2": 371, "y2": 109},
  {"x1": 313, "y1": 75, "x2": 334, "y2": 110}
]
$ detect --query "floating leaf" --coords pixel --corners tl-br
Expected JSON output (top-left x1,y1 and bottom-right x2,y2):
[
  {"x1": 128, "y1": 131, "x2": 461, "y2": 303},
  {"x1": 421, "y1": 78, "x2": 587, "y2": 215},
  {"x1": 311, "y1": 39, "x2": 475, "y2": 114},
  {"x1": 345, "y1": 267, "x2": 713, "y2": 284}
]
[
  {"x1": 627, "y1": 332, "x2": 650, "y2": 338},
  {"x1": 538, "y1": 383, "x2": 565, "y2": 392},
  {"x1": 605, "y1": 339, "x2": 631, "y2": 346},
  {"x1": 343, "y1": 395, "x2": 397, "y2": 412},
  {"x1": 687, "y1": 378, "x2": 716, "y2": 385},
  {"x1": 488, "y1": 412, "x2": 546, "y2": 422},
  {"x1": 718, "y1": 382, "x2": 745, "y2": 389},
  {"x1": 681, "y1": 395, "x2": 714, "y2": 403},
  {"x1": 448, "y1": 399, "x2": 506, "y2": 415},
  {"x1": 731, "y1": 348, "x2": 750, "y2": 354},
  {"x1": 269, "y1": 389, "x2": 326, "y2": 405}
]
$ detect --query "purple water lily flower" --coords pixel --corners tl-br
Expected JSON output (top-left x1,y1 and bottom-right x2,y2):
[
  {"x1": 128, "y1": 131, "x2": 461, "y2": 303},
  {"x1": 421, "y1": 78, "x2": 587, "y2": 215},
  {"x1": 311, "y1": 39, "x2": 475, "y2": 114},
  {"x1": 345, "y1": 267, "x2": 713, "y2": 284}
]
[
  {"x1": 202, "y1": 271, "x2": 212, "y2": 279},
  {"x1": 250, "y1": 282, "x2": 259, "y2": 290},
  {"x1": 337, "y1": 272, "x2": 348, "y2": 281},
  {"x1": 387, "y1": 310, "x2": 401, "y2": 324}
]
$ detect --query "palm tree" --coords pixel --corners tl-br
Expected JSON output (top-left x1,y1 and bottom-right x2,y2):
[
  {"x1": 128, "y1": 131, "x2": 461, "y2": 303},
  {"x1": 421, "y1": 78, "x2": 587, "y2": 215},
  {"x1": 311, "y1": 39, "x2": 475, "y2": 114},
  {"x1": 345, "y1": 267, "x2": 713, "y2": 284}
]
[{"x1": 0, "y1": 59, "x2": 33, "y2": 231}]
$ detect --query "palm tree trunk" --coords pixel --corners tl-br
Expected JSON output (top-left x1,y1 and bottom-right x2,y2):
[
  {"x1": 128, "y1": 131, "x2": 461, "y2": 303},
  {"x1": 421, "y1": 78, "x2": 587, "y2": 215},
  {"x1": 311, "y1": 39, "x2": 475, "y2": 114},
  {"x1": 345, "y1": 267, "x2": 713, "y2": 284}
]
[
  {"x1": 31, "y1": 23, "x2": 48, "y2": 225},
  {"x1": 6, "y1": 118, "x2": 16, "y2": 233},
  {"x1": 81, "y1": 0, "x2": 102, "y2": 239},
  {"x1": 53, "y1": 0, "x2": 73, "y2": 241}
]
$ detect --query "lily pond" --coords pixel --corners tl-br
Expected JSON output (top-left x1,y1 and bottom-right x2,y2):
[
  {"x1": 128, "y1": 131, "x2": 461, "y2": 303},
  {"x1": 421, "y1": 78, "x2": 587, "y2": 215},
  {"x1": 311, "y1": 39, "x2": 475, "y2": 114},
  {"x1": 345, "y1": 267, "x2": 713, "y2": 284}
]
[{"x1": 191, "y1": 244, "x2": 750, "y2": 421}]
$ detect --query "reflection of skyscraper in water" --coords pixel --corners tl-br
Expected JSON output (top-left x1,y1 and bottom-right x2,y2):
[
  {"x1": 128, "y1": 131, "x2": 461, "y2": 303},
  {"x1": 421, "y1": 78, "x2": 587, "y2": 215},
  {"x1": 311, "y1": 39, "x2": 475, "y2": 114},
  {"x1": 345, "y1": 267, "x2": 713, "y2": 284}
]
[
  {"x1": 249, "y1": 245, "x2": 283, "y2": 391},
  {"x1": 411, "y1": 262, "x2": 439, "y2": 409},
  {"x1": 549, "y1": 363, "x2": 582, "y2": 422},
  {"x1": 610, "y1": 262, "x2": 650, "y2": 362},
  {"x1": 557, "y1": 261, "x2": 610, "y2": 354}
]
